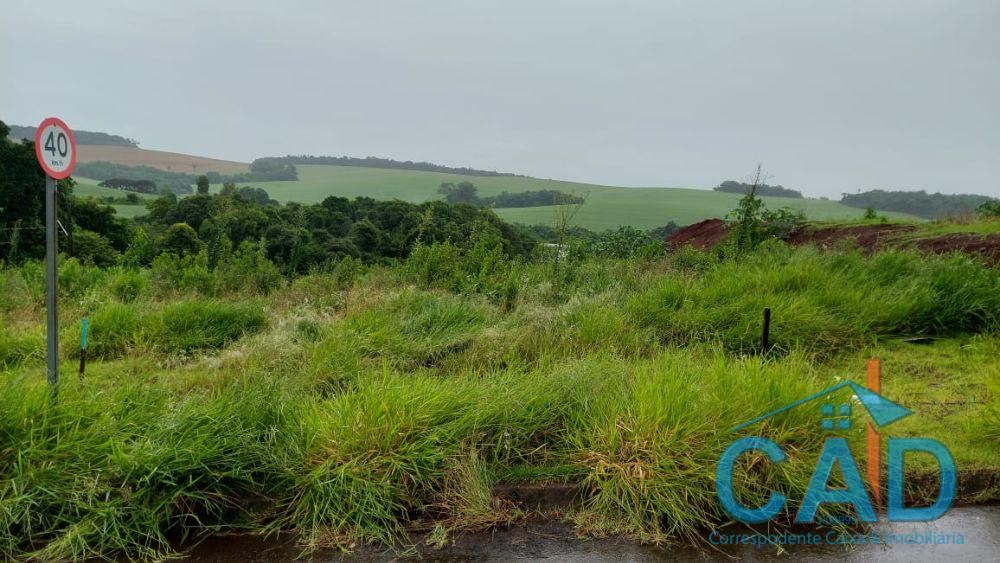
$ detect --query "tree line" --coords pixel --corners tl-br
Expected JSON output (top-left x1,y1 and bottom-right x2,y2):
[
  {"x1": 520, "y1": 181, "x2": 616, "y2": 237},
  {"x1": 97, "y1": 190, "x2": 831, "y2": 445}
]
[
  {"x1": 5, "y1": 124, "x2": 139, "y2": 147},
  {"x1": 75, "y1": 157, "x2": 298, "y2": 195},
  {"x1": 438, "y1": 182, "x2": 584, "y2": 208},
  {"x1": 840, "y1": 189, "x2": 997, "y2": 219},
  {"x1": 269, "y1": 155, "x2": 522, "y2": 177},
  {"x1": 714, "y1": 180, "x2": 803, "y2": 198}
]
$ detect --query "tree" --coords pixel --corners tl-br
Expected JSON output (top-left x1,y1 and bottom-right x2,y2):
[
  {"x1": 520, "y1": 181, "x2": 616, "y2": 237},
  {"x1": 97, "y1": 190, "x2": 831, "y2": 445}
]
[
  {"x1": 438, "y1": 181, "x2": 481, "y2": 205},
  {"x1": 161, "y1": 223, "x2": 202, "y2": 256},
  {"x1": 196, "y1": 174, "x2": 210, "y2": 195},
  {"x1": 979, "y1": 201, "x2": 1000, "y2": 219},
  {"x1": 0, "y1": 119, "x2": 75, "y2": 262},
  {"x1": 72, "y1": 230, "x2": 120, "y2": 267}
]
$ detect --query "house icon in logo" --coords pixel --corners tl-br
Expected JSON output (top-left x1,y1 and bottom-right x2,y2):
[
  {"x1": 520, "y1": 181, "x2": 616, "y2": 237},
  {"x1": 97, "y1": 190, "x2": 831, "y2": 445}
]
[{"x1": 729, "y1": 380, "x2": 914, "y2": 434}]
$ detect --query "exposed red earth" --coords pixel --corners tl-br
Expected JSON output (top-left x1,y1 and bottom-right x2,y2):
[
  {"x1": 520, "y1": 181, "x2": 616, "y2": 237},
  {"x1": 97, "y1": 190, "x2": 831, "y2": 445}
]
[{"x1": 666, "y1": 219, "x2": 1000, "y2": 263}]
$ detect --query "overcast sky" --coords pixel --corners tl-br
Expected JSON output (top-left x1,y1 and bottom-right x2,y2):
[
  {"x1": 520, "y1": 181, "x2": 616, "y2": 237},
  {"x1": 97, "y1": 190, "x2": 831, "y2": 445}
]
[{"x1": 2, "y1": 0, "x2": 997, "y2": 197}]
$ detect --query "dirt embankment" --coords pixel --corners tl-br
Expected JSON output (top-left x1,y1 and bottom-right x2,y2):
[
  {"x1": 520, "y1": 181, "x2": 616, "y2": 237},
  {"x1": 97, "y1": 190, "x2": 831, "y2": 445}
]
[{"x1": 666, "y1": 219, "x2": 1000, "y2": 263}]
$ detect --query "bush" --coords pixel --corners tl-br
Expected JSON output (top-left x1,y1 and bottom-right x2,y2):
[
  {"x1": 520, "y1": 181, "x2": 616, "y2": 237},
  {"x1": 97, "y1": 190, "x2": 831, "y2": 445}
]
[
  {"x1": 72, "y1": 229, "x2": 120, "y2": 267},
  {"x1": 161, "y1": 223, "x2": 202, "y2": 256},
  {"x1": 979, "y1": 200, "x2": 1000, "y2": 219},
  {"x1": 57, "y1": 257, "x2": 108, "y2": 299},
  {"x1": 122, "y1": 227, "x2": 160, "y2": 267},
  {"x1": 218, "y1": 240, "x2": 283, "y2": 295},
  {"x1": 109, "y1": 268, "x2": 147, "y2": 302},
  {"x1": 592, "y1": 226, "x2": 659, "y2": 259},
  {"x1": 406, "y1": 242, "x2": 462, "y2": 289},
  {"x1": 150, "y1": 252, "x2": 217, "y2": 296}
]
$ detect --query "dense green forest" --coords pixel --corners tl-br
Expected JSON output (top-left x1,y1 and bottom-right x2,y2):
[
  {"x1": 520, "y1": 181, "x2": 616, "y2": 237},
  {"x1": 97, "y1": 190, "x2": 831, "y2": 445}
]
[
  {"x1": 270, "y1": 154, "x2": 522, "y2": 177},
  {"x1": 840, "y1": 189, "x2": 996, "y2": 219},
  {"x1": 75, "y1": 157, "x2": 298, "y2": 194},
  {"x1": 6, "y1": 124, "x2": 139, "y2": 147},
  {"x1": 713, "y1": 180, "x2": 803, "y2": 198},
  {"x1": 438, "y1": 181, "x2": 584, "y2": 208}
]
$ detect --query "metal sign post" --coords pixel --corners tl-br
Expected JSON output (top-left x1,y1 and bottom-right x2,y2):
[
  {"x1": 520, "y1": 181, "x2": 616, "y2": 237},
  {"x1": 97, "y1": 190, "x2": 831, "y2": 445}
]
[
  {"x1": 45, "y1": 175, "x2": 59, "y2": 398},
  {"x1": 34, "y1": 117, "x2": 76, "y2": 401}
]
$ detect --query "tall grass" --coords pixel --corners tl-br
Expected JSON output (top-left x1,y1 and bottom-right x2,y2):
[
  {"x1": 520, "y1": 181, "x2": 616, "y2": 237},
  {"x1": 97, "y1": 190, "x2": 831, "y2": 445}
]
[
  {"x1": 0, "y1": 242, "x2": 997, "y2": 558},
  {"x1": 0, "y1": 374, "x2": 299, "y2": 560},
  {"x1": 630, "y1": 244, "x2": 999, "y2": 354}
]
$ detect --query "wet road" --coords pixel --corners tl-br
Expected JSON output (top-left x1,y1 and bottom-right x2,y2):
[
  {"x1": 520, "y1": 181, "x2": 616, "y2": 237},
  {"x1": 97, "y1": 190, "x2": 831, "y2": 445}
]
[{"x1": 186, "y1": 505, "x2": 998, "y2": 562}]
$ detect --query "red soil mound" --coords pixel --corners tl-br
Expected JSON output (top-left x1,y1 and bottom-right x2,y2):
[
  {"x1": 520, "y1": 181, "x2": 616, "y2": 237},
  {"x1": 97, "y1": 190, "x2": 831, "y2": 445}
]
[
  {"x1": 787, "y1": 223, "x2": 917, "y2": 247},
  {"x1": 665, "y1": 220, "x2": 1000, "y2": 263},
  {"x1": 665, "y1": 219, "x2": 729, "y2": 250}
]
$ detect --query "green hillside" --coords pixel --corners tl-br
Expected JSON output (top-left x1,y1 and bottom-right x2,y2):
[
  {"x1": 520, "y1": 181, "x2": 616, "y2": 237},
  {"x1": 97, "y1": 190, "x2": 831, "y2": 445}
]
[
  {"x1": 73, "y1": 165, "x2": 912, "y2": 229},
  {"x1": 72, "y1": 178, "x2": 154, "y2": 218},
  {"x1": 73, "y1": 179, "x2": 157, "y2": 200},
  {"x1": 226, "y1": 165, "x2": 905, "y2": 230}
]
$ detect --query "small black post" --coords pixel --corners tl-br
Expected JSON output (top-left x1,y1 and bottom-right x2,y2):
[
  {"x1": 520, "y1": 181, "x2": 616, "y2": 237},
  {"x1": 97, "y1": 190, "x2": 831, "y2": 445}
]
[
  {"x1": 761, "y1": 307, "x2": 771, "y2": 353},
  {"x1": 79, "y1": 316, "x2": 89, "y2": 377}
]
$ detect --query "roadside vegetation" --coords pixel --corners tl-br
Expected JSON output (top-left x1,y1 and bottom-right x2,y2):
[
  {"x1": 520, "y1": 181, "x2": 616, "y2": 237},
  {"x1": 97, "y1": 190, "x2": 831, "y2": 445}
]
[
  {"x1": 3, "y1": 125, "x2": 998, "y2": 559},
  {"x1": 2, "y1": 218, "x2": 998, "y2": 558}
]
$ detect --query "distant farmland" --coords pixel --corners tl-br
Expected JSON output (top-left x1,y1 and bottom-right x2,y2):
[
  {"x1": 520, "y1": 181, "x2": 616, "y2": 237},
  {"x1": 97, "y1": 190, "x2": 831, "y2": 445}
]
[
  {"x1": 70, "y1": 155, "x2": 914, "y2": 229},
  {"x1": 228, "y1": 164, "x2": 913, "y2": 230},
  {"x1": 76, "y1": 145, "x2": 249, "y2": 175}
]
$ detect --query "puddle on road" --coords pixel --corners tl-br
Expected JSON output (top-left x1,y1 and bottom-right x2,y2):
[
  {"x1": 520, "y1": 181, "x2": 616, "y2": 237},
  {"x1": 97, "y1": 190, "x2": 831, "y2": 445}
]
[{"x1": 185, "y1": 505, "x2": 999, "y2": 561}]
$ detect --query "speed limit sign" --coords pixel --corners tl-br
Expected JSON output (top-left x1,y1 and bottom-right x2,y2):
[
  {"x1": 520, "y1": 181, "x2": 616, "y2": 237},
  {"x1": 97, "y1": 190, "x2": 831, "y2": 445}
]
[
  {"x1": 34, "y1": 117, "x2": 76, "y2": 179},
  {"x1": 35, "y1": 116, "x2": 77, "y2": 401}
]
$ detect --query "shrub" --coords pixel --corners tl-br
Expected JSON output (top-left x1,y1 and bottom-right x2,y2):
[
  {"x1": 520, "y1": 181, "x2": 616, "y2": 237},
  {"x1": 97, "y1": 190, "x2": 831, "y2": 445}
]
[
  {"x1": 57, "y1": 257, "x2": 108, "y2": 299},
  {"x1": 406, "y1": 242, "x2": 462, "y2": 289},
  {"x1": 72, "y1": 229, "x2": 120, "y2": 267},
  {"x1": 979, "y1": 200, "x2": 1000, "y2": 219},
  {"x1": 218, "y1": 240, "x2": 283, "y2": 295},
  {"x1": 592, "y1": 226, "x2": 658, "y2": 259},
  {"x1": 161, "y1": 223, "x2": 202, "y2": 256},
  {"x1": 150, "y1": 252, "x2": 218, "y2": 296},
  {"x1": 109, "y1": 268, "x2": 147, "y2": 302}
]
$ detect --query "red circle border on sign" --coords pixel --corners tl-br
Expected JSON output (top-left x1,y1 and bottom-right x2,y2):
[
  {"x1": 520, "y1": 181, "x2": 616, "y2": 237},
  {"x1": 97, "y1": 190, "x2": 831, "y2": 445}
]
[{"x1": 34, "y1": 117, "x2": 77, "y2": 180}]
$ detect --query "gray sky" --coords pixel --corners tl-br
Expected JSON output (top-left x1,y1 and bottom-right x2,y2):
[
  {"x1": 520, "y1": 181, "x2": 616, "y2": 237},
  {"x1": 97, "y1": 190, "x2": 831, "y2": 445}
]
[{"x1": 3, "y1": 0, "x2": 998, "y2": 198}]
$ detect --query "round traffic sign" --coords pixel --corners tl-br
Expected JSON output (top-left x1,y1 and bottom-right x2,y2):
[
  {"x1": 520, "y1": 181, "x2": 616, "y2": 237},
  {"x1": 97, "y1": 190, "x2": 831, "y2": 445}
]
[{"x1": 34, "y1": 117, "x2": 77, "y2": 179}]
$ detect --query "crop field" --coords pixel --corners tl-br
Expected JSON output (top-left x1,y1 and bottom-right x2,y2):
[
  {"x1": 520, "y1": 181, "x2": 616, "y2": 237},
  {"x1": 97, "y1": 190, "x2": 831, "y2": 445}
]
[
  {"x1": 1, "y1": 239, "x2": 997, "y2": 560},
  {"x1": 229, "y1": 165, "x2": 908, "y2": 230},
  {"x1": 76, "y1": 145, "x2": 250, "y2": 175}
]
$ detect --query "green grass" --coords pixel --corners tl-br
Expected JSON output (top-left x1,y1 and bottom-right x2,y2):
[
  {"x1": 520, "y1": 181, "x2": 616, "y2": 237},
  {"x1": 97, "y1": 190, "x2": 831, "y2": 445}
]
[
  {"x1": 72, "y1": 177, "x2": 157, "y2": 201},
  {"x1": 72, "y1": 177, "x2": 152, "y2": 218},
  {"x1": 228, "y1": 165, "x2": 913, "y2": 230},
  {"x1": 72, "y1": 166, "x2": 921, "y2": 229},
  {"x1": 1, "y1": 243, "x2": 996, "y2": 559}
]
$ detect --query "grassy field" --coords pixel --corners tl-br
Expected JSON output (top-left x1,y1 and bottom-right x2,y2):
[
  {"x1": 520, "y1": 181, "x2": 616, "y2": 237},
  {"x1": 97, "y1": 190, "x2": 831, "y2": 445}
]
[
  {"x1": 1, "y1": 240, "x2": 997, "y2": 559},
  {"x1": 72, "y1": 177, "x2": 153, "y2": 218},
  {"x1": 227, "y1": 165, "x2": 906, "y2": 230},
  {"x1": 71, "y1": 163, "x2": 914, "y2": 229},
  {"x1": 76, "y1": 145, "x2": 249, "y2": 175}
]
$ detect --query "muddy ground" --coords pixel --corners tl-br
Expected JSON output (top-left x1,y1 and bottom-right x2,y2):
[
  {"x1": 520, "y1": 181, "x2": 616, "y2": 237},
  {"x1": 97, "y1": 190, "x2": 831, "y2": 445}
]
[{"x1": 185, "y1": 505, "x2": 1000, "y2": 561}]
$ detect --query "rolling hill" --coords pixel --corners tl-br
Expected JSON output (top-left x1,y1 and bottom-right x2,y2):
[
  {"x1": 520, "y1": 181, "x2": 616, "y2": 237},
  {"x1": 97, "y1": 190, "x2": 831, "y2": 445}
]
[
  {"x1": 224, "y1": 164, "x2": 911, "y2": 230},
  {"x1": 60, "y1": 136, "x2": 912, "y2": 229},
  {"x1": 76, "y1": 145, "x2": 249, "y2": 175}
]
